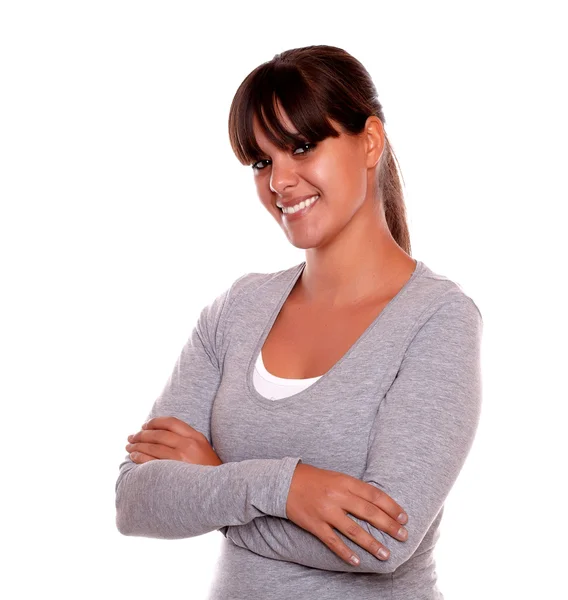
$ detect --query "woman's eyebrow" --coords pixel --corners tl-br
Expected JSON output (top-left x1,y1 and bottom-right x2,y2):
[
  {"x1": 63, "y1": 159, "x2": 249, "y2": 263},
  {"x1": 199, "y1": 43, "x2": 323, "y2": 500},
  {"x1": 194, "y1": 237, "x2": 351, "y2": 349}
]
[{"x1": 255, "y1": 135, "x2": 307, "y2": 156}]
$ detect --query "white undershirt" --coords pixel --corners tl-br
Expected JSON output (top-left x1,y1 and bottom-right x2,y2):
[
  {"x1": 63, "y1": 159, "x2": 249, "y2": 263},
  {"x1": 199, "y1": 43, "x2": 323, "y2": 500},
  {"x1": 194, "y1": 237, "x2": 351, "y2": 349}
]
[{"x1": 253, "y1": 349, "x2": 322, "y2": 400}]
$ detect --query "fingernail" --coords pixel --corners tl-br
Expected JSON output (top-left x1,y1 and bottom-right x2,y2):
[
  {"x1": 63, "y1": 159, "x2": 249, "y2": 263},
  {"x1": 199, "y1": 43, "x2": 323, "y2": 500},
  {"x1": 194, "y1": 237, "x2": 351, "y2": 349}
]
[
  {"x1": 397, "y1": 512, "x2": 407, "y2": 524},
  {"x1": 377, "y1": 548, "x2": 389, "y2": 560},
  {"x1": 350, "y1": 555, "x2": 360, "y2": 565}
]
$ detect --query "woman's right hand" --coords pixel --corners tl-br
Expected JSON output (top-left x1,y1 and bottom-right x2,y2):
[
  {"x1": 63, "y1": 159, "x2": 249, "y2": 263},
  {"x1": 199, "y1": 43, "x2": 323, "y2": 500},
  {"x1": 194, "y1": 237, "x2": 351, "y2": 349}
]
[{"x1": 285, "y1": 462, "x2": 408, "y2": 566}]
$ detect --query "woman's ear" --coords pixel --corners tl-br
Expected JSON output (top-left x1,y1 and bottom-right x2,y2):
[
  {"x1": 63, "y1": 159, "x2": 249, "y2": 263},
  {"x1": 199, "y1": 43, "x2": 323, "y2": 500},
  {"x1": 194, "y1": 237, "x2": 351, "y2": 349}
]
[{"x1": 365, "y1": 116, "x2": 385, "y2": 169}]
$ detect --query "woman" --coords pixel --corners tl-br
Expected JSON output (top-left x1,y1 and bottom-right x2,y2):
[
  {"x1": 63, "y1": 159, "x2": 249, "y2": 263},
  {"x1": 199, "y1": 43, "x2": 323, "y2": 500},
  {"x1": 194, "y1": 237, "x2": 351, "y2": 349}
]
[{"x1": 115, "y1": 45, "x2": 483, "y2": 599}]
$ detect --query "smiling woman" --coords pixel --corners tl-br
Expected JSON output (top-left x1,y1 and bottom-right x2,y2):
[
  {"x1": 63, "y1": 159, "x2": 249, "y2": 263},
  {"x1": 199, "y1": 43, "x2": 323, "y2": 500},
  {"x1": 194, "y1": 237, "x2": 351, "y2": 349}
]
[
  {"x1": 115, "y1": 44, "x2": 483, "y2": 600},
  {"x1": 227, "y1": 45, "x2": 411, "y2": 256}
]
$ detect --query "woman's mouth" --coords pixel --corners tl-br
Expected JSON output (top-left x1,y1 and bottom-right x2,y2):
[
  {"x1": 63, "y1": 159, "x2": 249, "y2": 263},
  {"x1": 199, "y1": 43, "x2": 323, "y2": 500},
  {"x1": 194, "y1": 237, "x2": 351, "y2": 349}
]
[{"x1": 278, "y1": 194, "x2": 320, "y2": 219}]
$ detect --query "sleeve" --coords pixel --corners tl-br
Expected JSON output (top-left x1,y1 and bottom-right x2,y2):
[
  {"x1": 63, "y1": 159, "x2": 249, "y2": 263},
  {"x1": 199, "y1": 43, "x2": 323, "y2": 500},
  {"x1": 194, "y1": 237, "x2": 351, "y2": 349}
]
[
  {"x1": 114, "y1": 273, "x2": 303, "y2": 539},
  {"x1": 223, "y1": 297, "x2": 483, "y2": 573}
]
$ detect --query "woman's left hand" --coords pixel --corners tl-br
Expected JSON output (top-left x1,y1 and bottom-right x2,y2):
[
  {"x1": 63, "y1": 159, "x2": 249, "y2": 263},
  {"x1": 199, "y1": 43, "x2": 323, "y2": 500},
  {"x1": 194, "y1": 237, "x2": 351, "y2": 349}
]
[{"x1": 125, "y1": 416, "x2": 223, "y2": 467}]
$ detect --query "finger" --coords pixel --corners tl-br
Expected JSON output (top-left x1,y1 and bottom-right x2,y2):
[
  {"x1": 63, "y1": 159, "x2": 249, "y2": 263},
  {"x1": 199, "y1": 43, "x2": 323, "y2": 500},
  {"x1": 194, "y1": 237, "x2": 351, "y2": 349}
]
[
  {"x1": 348, "y1": 494, "x2": 409, "y2": 543},
  {"x1": 142, "y1": 417, "x2": 202, "y2": 439},
  {"x1": 130, "y1": 451, "x2": 156, "y2": 464},
  {"x1": 350, "y1": 478, "x2": 408, "y2": 525},
  {"x1": 314, "y1": 523, "x2": 364, "y2": 567},
  {"x1": 129, "y1": 428, "x2": 183, "y2": 449},
  {"x1": 126, "y1": 442, "x2": 178, "y2": 460},
  {"x1": 335, "y1": 511, "x2": 395, "y2": 561}
]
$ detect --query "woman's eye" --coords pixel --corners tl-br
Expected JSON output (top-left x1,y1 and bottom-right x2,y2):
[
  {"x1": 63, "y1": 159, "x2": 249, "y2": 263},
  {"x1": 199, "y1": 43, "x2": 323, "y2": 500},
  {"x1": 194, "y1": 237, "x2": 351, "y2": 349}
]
[
  {"x1": 251, "y1": 143, "x2": 316, "y2": 171},
  {"x1": 251, "y1": 159, "x2": 269, "y2": 171},
  {"x1": 293, "y1": 142, "x2": 316, "y2": 155}
]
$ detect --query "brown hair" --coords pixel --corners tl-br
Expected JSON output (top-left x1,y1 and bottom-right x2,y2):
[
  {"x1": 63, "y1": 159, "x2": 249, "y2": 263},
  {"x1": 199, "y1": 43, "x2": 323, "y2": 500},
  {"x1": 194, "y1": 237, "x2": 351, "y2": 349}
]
[{"x1": 228, "y1": 44, "x2": 411, "y2": 255}]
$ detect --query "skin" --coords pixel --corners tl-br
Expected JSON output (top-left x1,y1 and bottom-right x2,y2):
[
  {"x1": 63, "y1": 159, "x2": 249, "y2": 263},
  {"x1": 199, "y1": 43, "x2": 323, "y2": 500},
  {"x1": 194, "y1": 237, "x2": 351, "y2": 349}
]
[
  {"x1": 251, "y1": 99, "x2": 417, "y2": 308},
  {"x1": 125, "y1": 417, "x2": 223, "y2": 467}
]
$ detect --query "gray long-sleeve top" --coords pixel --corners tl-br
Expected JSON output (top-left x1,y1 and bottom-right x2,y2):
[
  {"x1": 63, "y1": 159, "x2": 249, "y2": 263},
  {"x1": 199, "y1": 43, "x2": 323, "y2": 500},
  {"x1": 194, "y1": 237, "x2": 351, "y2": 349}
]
[{"x1": 115, "y1": 259, "x2": 483, "y2": 600}]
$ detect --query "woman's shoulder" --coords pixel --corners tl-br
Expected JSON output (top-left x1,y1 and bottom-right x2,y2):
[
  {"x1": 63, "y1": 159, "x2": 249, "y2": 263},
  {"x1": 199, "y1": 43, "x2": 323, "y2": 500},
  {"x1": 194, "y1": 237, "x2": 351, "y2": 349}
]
[
  {"x1": 228, "y1": 262, "x2": 302, "y2": 299},
  {"x1": 221, "y1": 262, "x2": 303, "y2": 315},
  {"x1": 413, "y1": 259, "x2": 483, "y2": 324}
]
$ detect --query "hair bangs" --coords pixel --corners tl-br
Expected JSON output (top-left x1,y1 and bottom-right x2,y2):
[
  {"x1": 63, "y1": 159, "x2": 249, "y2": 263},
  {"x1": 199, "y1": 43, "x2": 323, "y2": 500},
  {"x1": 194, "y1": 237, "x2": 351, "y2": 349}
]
[{"x1": 229, "y1": 63, "x2": 340, "y2": 167}]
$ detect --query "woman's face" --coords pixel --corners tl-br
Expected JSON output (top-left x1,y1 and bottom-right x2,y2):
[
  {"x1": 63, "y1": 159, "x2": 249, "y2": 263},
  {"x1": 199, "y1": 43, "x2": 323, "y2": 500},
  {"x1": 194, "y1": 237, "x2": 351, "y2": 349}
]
[{"x1": 251, "y1": 103, "x2": 383, "y2": 250}]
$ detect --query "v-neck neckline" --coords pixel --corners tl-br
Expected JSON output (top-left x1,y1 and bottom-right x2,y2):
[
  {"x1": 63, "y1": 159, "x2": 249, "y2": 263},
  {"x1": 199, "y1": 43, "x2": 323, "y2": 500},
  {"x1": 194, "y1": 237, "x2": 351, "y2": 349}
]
[{"x1": 246, "y1": 258, "x2": 424, "y2": 409}]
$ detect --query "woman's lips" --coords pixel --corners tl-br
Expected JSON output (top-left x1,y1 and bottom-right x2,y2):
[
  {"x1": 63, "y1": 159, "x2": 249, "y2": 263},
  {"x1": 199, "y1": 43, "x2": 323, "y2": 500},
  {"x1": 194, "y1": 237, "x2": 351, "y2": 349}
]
[{"x1": 280, "y1": 195, "x2": 321, "y2": 220}]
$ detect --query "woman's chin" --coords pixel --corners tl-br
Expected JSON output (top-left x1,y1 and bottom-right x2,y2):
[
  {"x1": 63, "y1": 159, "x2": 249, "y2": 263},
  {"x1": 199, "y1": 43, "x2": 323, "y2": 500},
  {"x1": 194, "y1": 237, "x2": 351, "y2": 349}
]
[{"x1": 283, "y1": 231, "x2": 323, "y2": 250}]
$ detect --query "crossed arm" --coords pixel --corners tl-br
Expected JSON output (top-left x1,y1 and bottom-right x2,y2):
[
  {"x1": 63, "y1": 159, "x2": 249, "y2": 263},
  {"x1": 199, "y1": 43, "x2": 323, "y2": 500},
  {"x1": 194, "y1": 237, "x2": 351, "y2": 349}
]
[{"x1": 115, "y1": 280, "x2": 482, "y2": 576}]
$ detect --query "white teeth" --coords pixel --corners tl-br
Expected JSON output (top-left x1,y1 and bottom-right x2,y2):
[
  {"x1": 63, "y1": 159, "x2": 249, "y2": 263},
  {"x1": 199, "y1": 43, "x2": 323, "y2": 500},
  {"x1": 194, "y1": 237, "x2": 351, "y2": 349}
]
[{"x1": 279, "y1": 194, "x2": 319, "y2": 214}]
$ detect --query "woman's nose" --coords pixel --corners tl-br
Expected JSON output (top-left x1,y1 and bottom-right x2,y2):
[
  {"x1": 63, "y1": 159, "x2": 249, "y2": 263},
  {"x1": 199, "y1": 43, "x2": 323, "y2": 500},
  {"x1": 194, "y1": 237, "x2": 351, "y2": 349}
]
[{"x1": 269, "y1": 161, "x2": 299, "y2": 195}]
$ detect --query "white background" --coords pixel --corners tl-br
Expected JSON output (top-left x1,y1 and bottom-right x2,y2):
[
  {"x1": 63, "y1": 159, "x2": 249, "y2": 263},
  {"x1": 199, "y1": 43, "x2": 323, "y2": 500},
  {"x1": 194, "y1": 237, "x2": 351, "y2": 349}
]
[{"x1": 1, "y1": 1, "x2": 566, "y2": 598}]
